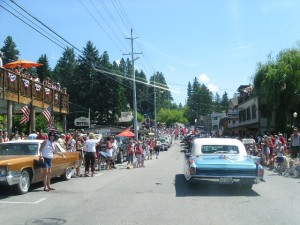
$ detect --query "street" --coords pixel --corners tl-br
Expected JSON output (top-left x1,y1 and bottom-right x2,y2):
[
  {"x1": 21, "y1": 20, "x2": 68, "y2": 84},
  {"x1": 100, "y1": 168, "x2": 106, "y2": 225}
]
[{"x1": 0, "y1": 140, "x2": 300, "y2": 225}]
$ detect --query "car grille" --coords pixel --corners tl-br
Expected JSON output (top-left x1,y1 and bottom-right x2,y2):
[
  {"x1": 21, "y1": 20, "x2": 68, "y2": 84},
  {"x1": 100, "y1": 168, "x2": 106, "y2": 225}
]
[{"x1": 195, "y1": 168, "x2": 256, "y2": 177}]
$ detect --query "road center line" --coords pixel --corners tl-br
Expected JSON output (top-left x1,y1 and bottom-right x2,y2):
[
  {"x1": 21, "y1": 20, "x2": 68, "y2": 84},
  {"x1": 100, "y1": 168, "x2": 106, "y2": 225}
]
[{"x1": 0, "y1": 198, "x2": 47, "y2": 204}]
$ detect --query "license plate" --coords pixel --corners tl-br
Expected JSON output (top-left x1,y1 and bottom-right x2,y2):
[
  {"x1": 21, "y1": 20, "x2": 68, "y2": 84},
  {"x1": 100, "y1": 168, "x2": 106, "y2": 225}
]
[{"x1": 219, "y1": 177, "x2": 233, "y2": 184}]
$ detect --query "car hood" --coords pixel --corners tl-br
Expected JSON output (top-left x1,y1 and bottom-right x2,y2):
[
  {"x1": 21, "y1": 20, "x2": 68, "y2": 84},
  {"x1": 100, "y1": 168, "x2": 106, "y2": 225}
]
[
  {"x1": 192, "y1": 154, "x2": 256, "y2": 168},
  {"x1": 0, "y1": 155, "x2": 36, "y2": 165}
]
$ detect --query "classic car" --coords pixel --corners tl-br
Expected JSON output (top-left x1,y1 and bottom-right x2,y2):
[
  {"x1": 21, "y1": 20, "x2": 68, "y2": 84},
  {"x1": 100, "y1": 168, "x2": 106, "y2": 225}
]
[
  {"x1": 184, "y1": 138, "x2": 264, "y2": 189},
  {"x1": 0, "y1": 140, "x2": 81, "y2": 194}
]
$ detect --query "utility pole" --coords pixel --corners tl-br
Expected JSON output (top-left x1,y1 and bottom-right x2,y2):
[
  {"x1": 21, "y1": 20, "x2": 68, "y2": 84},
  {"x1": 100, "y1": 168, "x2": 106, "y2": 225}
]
[
  {"x1": 154, "y1": 73, "x2": 157, "y2": 137},
  {"x1": 125, "y1": 29, "x2": 142, "y2": 141}
]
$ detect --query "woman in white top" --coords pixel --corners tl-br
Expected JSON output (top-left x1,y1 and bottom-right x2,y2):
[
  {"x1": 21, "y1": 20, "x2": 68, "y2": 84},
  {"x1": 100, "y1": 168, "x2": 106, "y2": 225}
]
[
  {"x1": 83, "y1": 133, "x2": 100, "y2": 177},
  {"x1": 106, "y1": 136, "x2": 114, "y2": 170},
  {"x1": 39, "y1": 131, "x2": 65, "y2": 191}
]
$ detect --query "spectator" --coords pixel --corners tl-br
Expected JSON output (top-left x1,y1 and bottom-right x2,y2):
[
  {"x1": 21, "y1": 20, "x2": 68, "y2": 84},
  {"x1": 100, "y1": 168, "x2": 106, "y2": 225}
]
[
  {"x1": 39, "y1": 131, "x2": 65, "y2": 191},
  {"x1": 57, "y1": 133, "x2": 67, "y2": 150},
  {"x1": 127, "y1": 141, "x2": 135, "y2": 166},
  {"x1": 290, "y1": 127, "x2": 300, "y2": 159},
  {"x1": 106, "y1": 136, "x2": 114, "y2": 170},
  {"x1": 83, "y1": 133, "x2": 100, "y2": 177},
  {"x1": 2, "y1": 131, "x2": 9, "y2": 142},
  {"x1": 75, "y1": 135, "x2": 84, "y2": 177},
  {"x1": 135, "y1": 141, "x2": 144, "y2": 167},
  {"x1": 36, "y1": 129, "x2": 47, "y2": 140},
  {"x1": 155, "y1": 139, "x2": 161, "y2": 159},
  {"x1": 28, "y1": 130, "x2": 38, "y2": 140},
  {"x1": 0, "y1": 129, "x2": 3, "y2": 143}
]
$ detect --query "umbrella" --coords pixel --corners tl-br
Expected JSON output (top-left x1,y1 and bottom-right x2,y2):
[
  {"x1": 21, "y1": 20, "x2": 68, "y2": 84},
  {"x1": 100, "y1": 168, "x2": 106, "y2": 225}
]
[
  {"x1": 3, "y1": 60, "x2": 43, "y2": 69},
  {"x1": 116, "y1": 129, "x2": 135, "y2": 138}
]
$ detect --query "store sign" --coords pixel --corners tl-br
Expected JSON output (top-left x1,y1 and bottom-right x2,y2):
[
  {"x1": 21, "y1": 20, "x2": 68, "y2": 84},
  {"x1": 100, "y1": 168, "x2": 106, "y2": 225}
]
[
  {"x1": 74, "y1": 117, "x2": 90, "y2": 126},
  {"x1": 227, "y1": 109, "x2": 239, "y2": 118}
]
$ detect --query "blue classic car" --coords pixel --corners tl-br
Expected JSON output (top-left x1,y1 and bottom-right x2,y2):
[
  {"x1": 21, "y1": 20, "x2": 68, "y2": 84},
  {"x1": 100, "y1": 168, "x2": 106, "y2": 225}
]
[{"x1": 184, "y1": 138, "x2": 264, "y2": 189}]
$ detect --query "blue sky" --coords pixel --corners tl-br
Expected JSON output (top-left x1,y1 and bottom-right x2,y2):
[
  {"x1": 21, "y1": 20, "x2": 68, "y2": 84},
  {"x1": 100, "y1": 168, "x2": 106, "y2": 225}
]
[{"x1": 1, "y1": 0, "x2": 300, "y2": 105}]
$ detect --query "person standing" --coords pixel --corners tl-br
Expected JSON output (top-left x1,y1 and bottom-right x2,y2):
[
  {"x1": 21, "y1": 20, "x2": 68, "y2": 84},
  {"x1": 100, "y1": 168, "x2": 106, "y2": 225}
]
[
  {"x1": 28, "y1": 130, "x2": 38, "y2": 140},
  {"x1": 83, "y1": 133, "x2": 99, "y2": 177},
  {"x1": 57, "y1": 133, "x2": 67, "y2": 150},
  {"x1": 127, "y1": 141, "x2": 135, "y2": 166},
  {"x1": 155, "y1": 139, "x2": 161, "y2": 159},
  {"x1": 36, "y1": 129, "x2": 47, "y2": 140},
  {"x1": 75, "y1": 135, "x2": 84, "y2": 177},
  {"x1": 149, "y1": 138, "x2": 154, "y2": 160},
  {"x1": 39, "y1": 131, "x2": 65, "y2": 191},
  {"x1": 106, "y1": 136, "x2": 114, "y2": 170},
  {"x1": 290, "y1": 128, "x2": 300, "y2": 159}
]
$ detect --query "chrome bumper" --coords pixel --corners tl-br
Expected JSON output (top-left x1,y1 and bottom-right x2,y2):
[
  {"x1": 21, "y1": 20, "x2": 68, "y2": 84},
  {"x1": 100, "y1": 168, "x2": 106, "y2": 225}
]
[{"x1": 0, "y1": 173, "x2": 21, "y2": 186}]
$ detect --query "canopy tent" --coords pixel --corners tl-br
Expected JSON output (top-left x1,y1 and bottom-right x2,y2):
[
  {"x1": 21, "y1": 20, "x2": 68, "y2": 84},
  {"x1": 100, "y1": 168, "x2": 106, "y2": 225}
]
[
  {"x1": 116, "y1": 129, "x2": 135, "y2": 138},
  {"x1": 3, "y1": 59, "x2": 43, "y2": 69}
]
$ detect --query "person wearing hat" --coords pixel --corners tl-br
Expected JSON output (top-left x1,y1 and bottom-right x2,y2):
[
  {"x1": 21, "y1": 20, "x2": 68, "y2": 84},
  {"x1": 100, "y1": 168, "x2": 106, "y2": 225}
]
[
  {"x1": 39, "y1": 131, "x2": 65, "y2": 191},
  {"x1": 290, "y1": 128, "x2": 300, "y2": 158},
  {"x1": 57, "y1": 133, "x2": 67, "y2": 150}
]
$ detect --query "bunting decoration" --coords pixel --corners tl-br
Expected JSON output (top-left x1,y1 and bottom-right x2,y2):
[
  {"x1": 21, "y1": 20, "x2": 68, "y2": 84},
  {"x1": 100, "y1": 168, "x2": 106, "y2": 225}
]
[
  {"x1": 45, "y1": 88, "x2": 50, "y2": 95},
  {"x1": 22, "y1": 78, "x2": 30, "y2": 88},
  {"x1": 8, "y1": 73, "x2": 16, "y2": 82},
  {"x1": 35, "y1": 83, "x2": 41, "y2": 91}
]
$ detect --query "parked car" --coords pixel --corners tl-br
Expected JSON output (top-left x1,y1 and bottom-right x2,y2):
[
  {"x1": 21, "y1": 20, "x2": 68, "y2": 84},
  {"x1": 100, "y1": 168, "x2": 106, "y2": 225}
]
[
  {"x1": 184, "y1": 138, "x2": 264, "y2": 189},
  {"x1": 0, "y1": 140, "x2": 81, "y2": 194}
]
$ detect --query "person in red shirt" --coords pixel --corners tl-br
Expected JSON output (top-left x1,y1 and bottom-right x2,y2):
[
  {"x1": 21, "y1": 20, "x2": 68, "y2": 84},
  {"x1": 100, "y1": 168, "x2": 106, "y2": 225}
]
[
  {"x1": 36, "y1": 129, "x2": 47, "y2": 140},
  {"x1": 278, "y1": 133, "x2": 287, "y2": 152}
]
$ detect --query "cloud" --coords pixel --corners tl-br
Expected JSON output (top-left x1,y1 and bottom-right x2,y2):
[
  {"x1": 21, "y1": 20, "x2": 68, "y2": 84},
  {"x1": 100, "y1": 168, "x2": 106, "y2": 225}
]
[
  {"x1": 198, "y1": 73, "x2": 219, "y2": 93},
  {"x1": 199, "y1": 73, "x2": 210, "y2": 83},
  {"x1": 207, "y1": 84, "x2": 219, "y2": 93},
  {"x1": 167, "y1": 65, "x2": 175, "y2": 71}
]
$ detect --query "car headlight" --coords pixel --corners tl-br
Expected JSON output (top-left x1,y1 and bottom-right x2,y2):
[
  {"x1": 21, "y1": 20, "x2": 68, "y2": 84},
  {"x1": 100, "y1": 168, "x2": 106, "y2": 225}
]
[{"x1": 0, "y1": 168, "x2": 7, "y2": 176}]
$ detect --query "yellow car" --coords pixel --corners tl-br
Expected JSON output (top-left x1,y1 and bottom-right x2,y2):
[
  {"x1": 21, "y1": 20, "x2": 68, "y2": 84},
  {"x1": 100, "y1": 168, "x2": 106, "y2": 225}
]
[{"x1": 0, "y1": 140, "x2": 81, "y2": 194}]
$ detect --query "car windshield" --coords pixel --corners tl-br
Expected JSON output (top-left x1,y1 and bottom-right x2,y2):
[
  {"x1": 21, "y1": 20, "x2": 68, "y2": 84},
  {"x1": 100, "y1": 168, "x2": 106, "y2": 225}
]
[
  {"x1": 201, "y1": 145, "x2": 239, "y2": 154},
  {"x1": 0, "y1": 143, "x2": 39, "y2": 156}
]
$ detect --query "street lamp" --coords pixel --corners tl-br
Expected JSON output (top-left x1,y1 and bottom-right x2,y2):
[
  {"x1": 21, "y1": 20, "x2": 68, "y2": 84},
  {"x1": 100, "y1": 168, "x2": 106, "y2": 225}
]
[{"x1": 293, "y1": 112, "x2": 298, "y2": 128}]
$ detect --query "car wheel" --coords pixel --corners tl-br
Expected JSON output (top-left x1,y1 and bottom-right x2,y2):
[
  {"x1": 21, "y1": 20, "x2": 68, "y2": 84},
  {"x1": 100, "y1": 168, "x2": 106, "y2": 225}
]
[
  {"x1": 61, "y1": 168, "x2": 74, "y2": 181},
  {"x1": 14, "y1": 170, "x2": 31, "y2": 195},
  {"x1": 117, "y1": 151, "x2": 124, "y2": 163}
]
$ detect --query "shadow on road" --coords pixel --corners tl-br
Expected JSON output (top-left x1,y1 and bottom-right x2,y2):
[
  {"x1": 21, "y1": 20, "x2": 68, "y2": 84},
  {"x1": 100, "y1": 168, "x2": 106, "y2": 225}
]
[{"x1": 174, "y1": 174, "x2": 260, "y2": 197}]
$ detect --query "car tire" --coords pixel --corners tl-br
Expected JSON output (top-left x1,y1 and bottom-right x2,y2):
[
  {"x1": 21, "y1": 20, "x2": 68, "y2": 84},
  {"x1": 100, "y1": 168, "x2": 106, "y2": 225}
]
[
  {"x1": 13, "y1": 169, "x2": 31, "y2": 195},
  {"x1": 61, "y1": 168, "x2": 74, "y2": 181}
]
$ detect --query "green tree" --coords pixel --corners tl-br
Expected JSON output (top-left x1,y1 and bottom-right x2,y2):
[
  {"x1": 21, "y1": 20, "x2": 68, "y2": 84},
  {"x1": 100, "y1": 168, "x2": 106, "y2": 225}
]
[
  {"x1": 0, "y1": 36, "x2": 20, "y2": 64},
  {"x1": 36, "y1": 54, "x2": 52, "y2": 83}
]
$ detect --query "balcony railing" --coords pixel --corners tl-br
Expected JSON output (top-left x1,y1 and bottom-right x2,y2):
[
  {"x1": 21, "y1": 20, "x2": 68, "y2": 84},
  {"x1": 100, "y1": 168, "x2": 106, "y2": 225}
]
[{"x1": 0, "y1": 67, "x2": 69, "y2": 113}]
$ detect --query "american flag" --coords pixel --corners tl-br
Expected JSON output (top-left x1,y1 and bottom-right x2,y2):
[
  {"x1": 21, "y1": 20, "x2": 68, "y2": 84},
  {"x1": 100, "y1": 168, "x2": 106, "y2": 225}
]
[
  {"x1": 42, "y1": 105, "x2": 55, "y2": 129},
  {"x1": 20, "y1": 103, "x2": 31, "y2": 124}
]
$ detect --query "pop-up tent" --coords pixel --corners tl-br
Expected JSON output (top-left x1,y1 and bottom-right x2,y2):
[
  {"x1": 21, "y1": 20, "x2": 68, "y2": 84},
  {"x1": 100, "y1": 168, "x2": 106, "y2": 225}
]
[{"x1": 116, "y1": 129, "x2": 135, "y2": 138}]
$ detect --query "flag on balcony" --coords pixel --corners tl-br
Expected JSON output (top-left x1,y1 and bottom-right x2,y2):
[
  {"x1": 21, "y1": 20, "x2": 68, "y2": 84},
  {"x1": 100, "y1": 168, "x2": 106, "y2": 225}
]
[
  {"x1": 42, "y1": 104, "x2": 55, "y2": 130},
  {"x1": 20, "y1": 102, "x2": 31, "y2": 124}
]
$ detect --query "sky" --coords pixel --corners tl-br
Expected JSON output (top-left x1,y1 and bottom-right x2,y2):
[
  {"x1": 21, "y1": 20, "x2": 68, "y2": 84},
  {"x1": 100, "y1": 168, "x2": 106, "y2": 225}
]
[{"x1": 1, "y1": 0, "x2": 300, "y2": 105}]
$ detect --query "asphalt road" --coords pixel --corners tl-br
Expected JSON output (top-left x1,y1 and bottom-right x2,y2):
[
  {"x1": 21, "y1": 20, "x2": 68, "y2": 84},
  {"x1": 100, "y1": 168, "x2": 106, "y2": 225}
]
[{"x1": 0, "y1": 140, "x2": 300, "y2": 225}]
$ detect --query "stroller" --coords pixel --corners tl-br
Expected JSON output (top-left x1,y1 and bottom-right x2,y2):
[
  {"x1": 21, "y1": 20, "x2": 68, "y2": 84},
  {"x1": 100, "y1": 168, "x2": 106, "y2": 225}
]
[{"x1": 98, "y1": 151, "x2": 115, "y2": 170}]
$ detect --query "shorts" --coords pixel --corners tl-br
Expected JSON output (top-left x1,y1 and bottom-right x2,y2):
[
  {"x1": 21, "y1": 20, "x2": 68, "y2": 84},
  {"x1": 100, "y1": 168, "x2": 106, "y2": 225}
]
[
  {"x1": 128, "y1": 155, "x2": 133, "y2": 163},
  {"x1": 42, "y1": 157, "x2": 52, "y2": 168}
]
